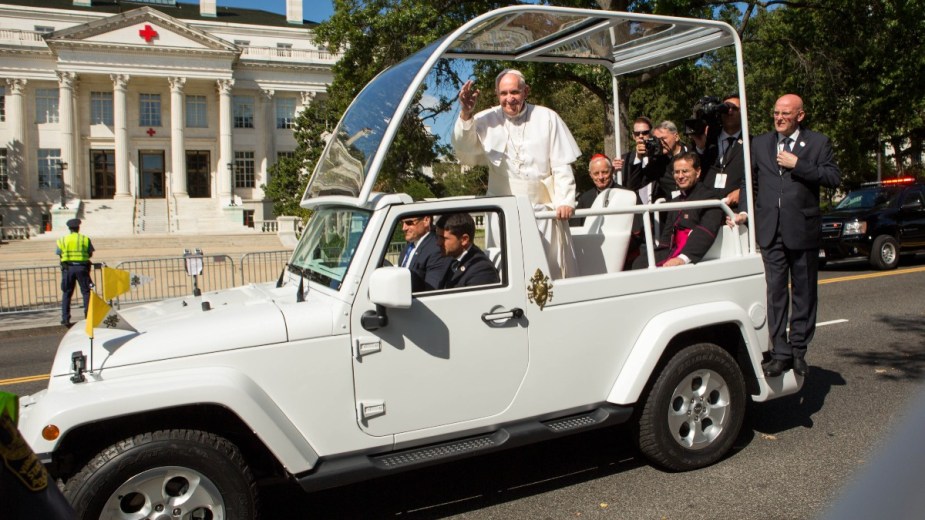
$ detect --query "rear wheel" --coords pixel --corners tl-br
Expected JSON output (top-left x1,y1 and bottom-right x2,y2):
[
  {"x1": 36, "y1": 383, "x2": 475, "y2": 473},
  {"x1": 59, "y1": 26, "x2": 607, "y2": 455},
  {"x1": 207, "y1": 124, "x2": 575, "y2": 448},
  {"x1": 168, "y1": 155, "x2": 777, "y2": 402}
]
[
  {"x1": 635, "y1": 343, "x2": 746, "y2": 471},
  {"x1": 869, "y1": 235, "x2": 899, "y2": 270},
  {"x1": 64, "y1": 429, "x2": 257, "y2": 520}
]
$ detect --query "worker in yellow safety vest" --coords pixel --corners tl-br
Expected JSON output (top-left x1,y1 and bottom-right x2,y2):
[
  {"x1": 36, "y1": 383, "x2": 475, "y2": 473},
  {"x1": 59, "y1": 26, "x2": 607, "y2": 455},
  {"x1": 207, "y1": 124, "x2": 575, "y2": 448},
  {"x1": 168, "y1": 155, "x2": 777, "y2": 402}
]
[{"x1": 55, "y1": 218, "x2": 94, "y2": 327}]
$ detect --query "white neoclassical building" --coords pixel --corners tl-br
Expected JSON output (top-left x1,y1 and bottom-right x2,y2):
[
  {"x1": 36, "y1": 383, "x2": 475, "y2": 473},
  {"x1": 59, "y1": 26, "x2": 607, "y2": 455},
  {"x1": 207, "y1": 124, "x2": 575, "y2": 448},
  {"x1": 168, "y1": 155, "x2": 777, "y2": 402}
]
[{"x1": 0, "y1": 0, "x2": 335, "y2": 236}]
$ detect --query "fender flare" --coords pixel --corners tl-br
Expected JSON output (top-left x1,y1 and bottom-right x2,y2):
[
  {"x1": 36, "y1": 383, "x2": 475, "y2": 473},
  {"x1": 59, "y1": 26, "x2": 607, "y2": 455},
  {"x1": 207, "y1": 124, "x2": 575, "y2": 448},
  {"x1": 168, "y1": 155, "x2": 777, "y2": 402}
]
[
  {"x1": 606, "y1": 301, "x2": 765, "y2": 405},
  {"x1": 19, "y1": 367, "x2": 319, "y2": 474}
]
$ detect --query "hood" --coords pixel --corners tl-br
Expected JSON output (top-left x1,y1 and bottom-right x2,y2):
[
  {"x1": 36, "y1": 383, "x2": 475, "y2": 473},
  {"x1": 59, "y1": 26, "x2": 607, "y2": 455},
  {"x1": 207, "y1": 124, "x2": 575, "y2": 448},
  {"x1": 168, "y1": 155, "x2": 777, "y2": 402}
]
[
  {"x1": 823, "y1": 208, "x2": 878, "y2": 221},
  {"x1": 50, "y1": 283, "x2": 340, "y2": 376}
]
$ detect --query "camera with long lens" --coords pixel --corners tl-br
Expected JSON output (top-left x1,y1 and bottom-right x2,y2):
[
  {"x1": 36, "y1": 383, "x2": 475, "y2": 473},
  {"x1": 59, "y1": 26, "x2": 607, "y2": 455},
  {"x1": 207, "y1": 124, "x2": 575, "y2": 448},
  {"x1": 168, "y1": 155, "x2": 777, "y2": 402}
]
[
  {"x1": 644, "y1": 135, "x2": 664, "y2": 157},
  {"x1": 684, "y1": 96, "x2": 732, "y2": 136}
]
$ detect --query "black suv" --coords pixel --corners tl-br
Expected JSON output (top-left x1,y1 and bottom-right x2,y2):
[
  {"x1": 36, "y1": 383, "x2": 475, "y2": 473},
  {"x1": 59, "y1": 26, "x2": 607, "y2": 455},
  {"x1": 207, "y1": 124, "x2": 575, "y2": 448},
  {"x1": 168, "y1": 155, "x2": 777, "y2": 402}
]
[{"x1": 820, "y1": 178, "x2": 925, "y2": 270}]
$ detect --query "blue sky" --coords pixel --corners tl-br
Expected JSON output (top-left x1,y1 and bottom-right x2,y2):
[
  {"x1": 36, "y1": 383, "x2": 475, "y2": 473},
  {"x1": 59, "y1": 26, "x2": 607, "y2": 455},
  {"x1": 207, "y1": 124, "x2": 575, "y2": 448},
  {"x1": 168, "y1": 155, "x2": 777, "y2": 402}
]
[{"x1": 219, "y1": 0, "x2": 334, "y2": 23}]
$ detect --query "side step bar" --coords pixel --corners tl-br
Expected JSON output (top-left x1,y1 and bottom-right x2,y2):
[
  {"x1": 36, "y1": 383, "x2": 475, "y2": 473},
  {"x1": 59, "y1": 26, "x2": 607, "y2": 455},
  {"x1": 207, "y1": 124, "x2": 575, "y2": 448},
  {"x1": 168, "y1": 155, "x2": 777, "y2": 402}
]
[{"x1": 296, "y1": 403, "x2": 633, "y2": 492}]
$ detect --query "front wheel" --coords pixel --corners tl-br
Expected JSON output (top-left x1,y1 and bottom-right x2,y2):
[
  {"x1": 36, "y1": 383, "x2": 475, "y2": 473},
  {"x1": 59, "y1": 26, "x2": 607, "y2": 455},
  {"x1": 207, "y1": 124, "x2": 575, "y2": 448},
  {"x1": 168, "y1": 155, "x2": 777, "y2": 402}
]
[
  {"x1": 869, "y1": 235, "x2": 899, "y2": 270},
  {"x1": 64, "y1": 429, "x2": 257, "y2": 520},
  {"x1": 635, "y1": 343, "x2": 746, "y2": 471}
]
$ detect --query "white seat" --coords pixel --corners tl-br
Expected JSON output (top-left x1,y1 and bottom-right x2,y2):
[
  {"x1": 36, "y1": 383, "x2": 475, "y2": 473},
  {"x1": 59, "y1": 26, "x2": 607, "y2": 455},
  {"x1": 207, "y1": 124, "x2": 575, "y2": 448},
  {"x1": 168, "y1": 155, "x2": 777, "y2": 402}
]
[
  {"x1": 701, "y1": 222, "x2": 747, "y2": 261},
  {"x1": 571, "y1": 188, "x2": 637, "y2": 275}
]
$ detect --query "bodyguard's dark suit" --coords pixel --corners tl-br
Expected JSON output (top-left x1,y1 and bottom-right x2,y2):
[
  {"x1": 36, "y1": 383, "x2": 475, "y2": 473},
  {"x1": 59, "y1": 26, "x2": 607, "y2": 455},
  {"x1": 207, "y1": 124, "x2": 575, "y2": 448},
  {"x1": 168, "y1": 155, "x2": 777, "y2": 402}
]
[
  {"x1": 441, "y1": 245, "x2": 500, "y2": 289},
  {"x1": 745, "y1": 128, "x2": 841, "y2": 361},
  {"x1": 399, "y1": 232, "x2": 452, "y2": 292},
  {"x1": 632, "y1": 182, "x2": 723, "y2": 268},
  {"x1": 701, "y1": 134, "x2": 745, "y2": 201}
]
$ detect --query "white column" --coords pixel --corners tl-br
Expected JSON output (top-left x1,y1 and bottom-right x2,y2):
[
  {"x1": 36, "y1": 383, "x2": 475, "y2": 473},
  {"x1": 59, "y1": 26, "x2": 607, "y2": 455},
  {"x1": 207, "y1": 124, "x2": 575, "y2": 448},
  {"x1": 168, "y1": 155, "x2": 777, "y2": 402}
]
[
  {"x1": 5, "y1": 79, "x2": 26, "y2": 196},
  {"x1": 216, "y1": 78, "x2": 234, "y2": 202},
  {"x1": 257, "y1": 89, "x2": 273, "y2": 197},
  {"x1": 57, "y1": 72, "x2": 77, "y2": 202},
  {"x1": 111, "y1": 74, "x2": 132, "y2": 198},
  {"x1": 169, "y1": 77, "x2": 188, "y2": 197}
]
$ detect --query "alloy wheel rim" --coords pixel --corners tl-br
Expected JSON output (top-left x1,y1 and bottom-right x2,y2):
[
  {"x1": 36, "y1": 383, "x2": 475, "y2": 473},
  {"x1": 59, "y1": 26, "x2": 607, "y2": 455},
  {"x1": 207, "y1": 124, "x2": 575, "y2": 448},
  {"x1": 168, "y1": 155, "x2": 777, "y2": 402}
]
[{"x1": 667, "y1": 369, "x2": 731, "y2": 450}]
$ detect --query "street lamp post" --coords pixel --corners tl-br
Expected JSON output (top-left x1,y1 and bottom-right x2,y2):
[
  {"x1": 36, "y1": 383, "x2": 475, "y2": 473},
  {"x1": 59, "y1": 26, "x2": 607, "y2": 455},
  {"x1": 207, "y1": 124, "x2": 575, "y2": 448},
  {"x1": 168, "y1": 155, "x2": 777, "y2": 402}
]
[
  {"x1": 227, "y1": 162, "x2": 237, "y2": 206},
  {"x1": 58, "y1": 161, "x2": 69, "y2": 209}
]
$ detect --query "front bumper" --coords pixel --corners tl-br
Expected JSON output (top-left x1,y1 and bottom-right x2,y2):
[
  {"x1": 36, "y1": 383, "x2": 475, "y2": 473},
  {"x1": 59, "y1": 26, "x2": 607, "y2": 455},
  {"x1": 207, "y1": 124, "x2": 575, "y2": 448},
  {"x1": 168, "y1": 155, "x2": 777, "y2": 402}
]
[{"x1": 820, "y1": 235, "x2": 873, "y2": 261}]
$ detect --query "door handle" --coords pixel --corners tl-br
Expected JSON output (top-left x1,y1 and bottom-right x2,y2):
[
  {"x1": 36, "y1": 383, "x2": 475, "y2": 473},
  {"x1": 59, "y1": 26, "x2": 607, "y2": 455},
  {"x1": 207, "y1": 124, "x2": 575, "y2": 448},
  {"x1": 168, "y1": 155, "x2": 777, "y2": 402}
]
[{"x1": 481, "y1": 307, "x2": 524, "y2": 323}]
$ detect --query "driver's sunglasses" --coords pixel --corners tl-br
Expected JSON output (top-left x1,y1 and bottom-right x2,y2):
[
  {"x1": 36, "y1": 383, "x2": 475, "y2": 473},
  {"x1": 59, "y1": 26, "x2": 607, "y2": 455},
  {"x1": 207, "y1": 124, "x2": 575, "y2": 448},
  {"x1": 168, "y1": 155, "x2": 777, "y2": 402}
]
[
  {"x1": 401, "y1": 218, "x2": 420, "y2": 226},
  {"x1": 633, "y1": 130, "x2": 651, "y2": 137}
]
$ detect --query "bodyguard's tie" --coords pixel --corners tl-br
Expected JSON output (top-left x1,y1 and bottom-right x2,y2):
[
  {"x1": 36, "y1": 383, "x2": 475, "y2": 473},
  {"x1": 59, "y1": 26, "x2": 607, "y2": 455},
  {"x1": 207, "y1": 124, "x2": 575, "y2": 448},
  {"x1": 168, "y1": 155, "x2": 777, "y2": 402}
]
[
  {"x1": 782, "y1": 136, "x2": 793, "y2": 153},
  {"x1": 401, "y1": 241, "x2": 415, "y2": 267}
]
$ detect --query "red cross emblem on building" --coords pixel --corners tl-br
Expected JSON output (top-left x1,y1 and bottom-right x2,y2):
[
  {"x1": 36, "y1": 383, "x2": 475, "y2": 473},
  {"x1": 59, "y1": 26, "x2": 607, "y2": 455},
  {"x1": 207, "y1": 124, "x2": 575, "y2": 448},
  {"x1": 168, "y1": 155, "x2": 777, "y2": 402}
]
[
  {"x1": 139, "y1": 24, "x2": 158, "y2": 43},
  {"x1": 146, "y1": 128, "x2": 156, "y2": 137}
]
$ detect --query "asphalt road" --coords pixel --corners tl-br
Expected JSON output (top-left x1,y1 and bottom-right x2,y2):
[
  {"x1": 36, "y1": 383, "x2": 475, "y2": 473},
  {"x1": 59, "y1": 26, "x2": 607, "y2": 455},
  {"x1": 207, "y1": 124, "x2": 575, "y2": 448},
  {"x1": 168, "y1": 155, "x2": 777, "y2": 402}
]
[{"x1": 2, "y1": 256, "x2": 924, "y2": 519}]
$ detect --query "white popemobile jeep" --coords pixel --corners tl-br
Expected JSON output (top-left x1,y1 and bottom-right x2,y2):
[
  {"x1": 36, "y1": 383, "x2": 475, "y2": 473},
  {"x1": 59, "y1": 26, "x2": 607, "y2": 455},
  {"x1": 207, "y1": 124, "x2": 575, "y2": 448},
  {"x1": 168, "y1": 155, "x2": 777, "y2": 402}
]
[{"x1": 20, "y1": 6, "x2": 802, "y2": 519}]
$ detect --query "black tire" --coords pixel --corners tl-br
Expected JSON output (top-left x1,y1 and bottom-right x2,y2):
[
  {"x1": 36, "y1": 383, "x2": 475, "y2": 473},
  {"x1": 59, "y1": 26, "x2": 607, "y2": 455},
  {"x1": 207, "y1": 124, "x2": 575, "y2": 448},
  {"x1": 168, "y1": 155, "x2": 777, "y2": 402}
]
[
  {"x1": 64, "y1": 429, "x2": 257, "y2": 520},
  {"x1": 869, "y1": 235, "x2": 899, "y2": 270},
  {"x1": 635, "y1": 343, "x2": 746, "y2": 471}
]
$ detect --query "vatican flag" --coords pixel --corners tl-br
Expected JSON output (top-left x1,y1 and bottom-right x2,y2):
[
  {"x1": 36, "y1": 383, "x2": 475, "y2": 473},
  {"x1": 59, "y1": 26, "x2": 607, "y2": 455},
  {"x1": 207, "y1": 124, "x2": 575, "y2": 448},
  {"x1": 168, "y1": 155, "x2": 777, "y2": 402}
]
[
  {"x1": 85, "y1": 291, "x2": 137, "y2": 338},
  {"x1": 85, "y1": 292, "x2": 111, "y2": 338},
  {"x1": 102, "y1": 267, "x2": 132, "y2": 301}
]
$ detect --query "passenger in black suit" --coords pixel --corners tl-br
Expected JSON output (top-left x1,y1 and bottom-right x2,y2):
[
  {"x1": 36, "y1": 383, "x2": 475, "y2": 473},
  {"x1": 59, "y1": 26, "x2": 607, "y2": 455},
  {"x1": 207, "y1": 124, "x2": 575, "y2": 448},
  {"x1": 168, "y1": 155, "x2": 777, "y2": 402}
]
[
  {"x1": 735, "y1": 94, "x2": 841, "y2": 378},
  {"x1": 697, "y1": 95, "x2": 746, "y2": 209},
  {"x1": 570, "y1": 154, "x2": 641, "y2": 227},
  {"x1": 632, "y1": 152, "x2": 722, "y2": 269},
  {"x1": 435, "y1": 213, "x2": 500, "y2": 289},
  {"x1": 397, "y1": 214, "x2": 452, "y2": 292}
]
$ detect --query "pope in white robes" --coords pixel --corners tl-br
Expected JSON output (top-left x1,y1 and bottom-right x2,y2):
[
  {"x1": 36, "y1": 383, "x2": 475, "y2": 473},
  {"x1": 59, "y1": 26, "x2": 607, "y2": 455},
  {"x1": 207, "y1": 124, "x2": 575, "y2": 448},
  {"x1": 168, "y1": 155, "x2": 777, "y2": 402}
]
[{"x1": 452, "y1": 69, "x2": 581, "y2": 278}]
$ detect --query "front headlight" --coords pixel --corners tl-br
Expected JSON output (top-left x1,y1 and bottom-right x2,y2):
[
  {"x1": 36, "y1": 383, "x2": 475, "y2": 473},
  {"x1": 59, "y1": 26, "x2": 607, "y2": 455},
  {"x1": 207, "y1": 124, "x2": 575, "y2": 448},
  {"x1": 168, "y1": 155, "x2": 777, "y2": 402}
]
[{"x1": 843, "y1": 220, "x2": 867, "y2": 236}]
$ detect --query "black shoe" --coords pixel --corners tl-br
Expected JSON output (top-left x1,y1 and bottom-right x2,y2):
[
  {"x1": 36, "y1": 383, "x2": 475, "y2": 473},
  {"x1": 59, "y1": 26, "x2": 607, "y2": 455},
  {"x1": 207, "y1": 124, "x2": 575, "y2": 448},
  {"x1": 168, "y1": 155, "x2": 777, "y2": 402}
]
[
  {"x1": 61, "y1": 320, "x2": 73, "y2": 328},
  {"x1": 793, "y1": 357, "x2": 809, "y2": 377},
  {"x1": 763, "y1": 358, "x2": 792, "y2": 377}
]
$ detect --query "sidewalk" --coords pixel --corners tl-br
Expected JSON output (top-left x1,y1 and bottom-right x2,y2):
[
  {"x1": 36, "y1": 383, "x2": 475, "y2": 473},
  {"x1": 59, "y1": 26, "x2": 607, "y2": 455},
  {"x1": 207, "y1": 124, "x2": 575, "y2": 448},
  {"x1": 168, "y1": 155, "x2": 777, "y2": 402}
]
[{"x1": 0, "y1": 309, "x2": 63, "y2": 336}]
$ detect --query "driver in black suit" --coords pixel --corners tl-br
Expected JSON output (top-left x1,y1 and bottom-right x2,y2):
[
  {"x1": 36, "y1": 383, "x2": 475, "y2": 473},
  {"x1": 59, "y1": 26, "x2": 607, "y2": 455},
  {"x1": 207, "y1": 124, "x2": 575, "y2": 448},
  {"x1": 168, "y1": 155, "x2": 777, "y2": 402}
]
[{"x1": 398, "y1": 214, "x2": 452, "y2": 292}]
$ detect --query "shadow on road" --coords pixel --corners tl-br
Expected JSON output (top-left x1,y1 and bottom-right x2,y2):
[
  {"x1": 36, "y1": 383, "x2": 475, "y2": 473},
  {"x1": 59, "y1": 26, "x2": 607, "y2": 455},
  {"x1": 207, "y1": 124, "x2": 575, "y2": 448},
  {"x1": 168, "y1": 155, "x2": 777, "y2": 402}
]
[
  {"x1": 835, "y1": 314, "x2": 925, "y2": 381},
  {"x1": 750, "y1": 367, "x2": 847, "y2": 433},
  {"x1": 260, "y1": 427, "x2": 646, "y2": 519}
]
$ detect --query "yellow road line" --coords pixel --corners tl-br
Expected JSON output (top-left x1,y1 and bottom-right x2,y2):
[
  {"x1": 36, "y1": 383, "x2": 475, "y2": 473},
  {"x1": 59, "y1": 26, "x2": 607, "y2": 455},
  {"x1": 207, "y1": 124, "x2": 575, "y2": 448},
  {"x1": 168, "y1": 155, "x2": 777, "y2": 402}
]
[
  {"x1": 820, "y1": 265, "x2": 925, "y2": 284},
  {"x1": 0, "y1": 374, "x2": 50, "y2": 386}
]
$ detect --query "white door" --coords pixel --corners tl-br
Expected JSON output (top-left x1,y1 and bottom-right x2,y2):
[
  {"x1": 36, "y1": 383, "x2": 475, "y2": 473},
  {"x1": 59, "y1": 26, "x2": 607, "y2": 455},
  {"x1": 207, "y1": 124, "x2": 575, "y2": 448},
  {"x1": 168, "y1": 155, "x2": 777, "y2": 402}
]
[{"x1": 351, "y1": 200, "x2": 528, "y2": 437}]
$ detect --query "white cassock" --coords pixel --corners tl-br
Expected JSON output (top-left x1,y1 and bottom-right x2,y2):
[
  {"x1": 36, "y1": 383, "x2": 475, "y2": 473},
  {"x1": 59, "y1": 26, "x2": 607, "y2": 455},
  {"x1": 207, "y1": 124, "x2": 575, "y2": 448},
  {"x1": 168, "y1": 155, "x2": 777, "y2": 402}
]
[{"x1": 452, "y1": 104, "x2": 580, "y2": 278}]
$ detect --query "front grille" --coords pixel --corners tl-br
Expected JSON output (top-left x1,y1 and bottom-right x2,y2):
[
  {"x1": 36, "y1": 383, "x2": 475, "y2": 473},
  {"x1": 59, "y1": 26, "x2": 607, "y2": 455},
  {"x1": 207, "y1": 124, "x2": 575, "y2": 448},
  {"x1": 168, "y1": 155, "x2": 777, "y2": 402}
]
[{"x1": 822, "y1": 222, "x2": 842, "y2": 238}]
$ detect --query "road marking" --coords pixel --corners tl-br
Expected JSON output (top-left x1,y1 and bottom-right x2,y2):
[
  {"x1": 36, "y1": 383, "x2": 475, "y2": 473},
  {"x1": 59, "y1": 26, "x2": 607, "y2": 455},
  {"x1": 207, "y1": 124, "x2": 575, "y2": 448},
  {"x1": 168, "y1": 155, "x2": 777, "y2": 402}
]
[
  {"x1": 820, "y1": 265, "x2": 925, "y2": 284},
  {"x1": 817, "y1": 319, "x2": 848, "y2": 327},
  {"x1": 0, "y1": 374, "x2": 49, "y2": 386}
]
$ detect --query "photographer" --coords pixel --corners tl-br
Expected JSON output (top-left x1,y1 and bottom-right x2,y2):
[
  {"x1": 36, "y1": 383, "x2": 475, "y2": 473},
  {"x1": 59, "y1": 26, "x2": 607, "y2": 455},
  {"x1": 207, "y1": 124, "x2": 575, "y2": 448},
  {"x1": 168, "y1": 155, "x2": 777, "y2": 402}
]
[
  {"x1": 698, "y1": 95, "x2": 745, "y2": 207},
  {"x1": 625, "y1": 120, "x2": 688, "y2": 203}
]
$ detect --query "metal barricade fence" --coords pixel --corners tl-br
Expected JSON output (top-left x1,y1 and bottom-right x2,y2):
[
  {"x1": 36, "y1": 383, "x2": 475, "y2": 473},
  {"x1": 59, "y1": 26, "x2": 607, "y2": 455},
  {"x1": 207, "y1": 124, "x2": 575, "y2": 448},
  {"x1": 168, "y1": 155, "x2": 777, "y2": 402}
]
[
  {"x1": 240, "y1": 250, "x2": 291, "y2": 286},
  {"x1": 114, "y1": 255, "x2": 236, "y2": 305},
  {"x1": 0, "y1": 250, "x2": 310, "y2": 314},
  {"x1": 0, "y1": 264, "x2": 102, "y2": 314}
]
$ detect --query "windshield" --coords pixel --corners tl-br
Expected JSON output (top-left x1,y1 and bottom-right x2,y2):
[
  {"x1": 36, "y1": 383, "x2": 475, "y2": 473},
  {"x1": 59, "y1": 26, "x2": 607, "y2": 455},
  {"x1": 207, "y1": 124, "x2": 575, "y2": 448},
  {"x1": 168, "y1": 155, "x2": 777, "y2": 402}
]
[
  {"x1": 835, "y1": 187, "x2": 901, "y2": 210},
  {"x1": 303, "y1": 38, "x2": 446, "y2": 200},
  {"x1": 289, "y1": 207, "x2": 371, "y2": 289}
]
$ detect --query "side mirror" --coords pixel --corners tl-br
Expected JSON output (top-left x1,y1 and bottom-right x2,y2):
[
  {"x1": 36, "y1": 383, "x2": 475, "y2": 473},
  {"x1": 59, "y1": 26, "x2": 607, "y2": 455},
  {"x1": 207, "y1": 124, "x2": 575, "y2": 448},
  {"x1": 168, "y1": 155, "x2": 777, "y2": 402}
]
[
  {"x1": 362, "y1": 267, "x2": 412, "y2": 331},
  {"x1": 369, "y1": 267, "x2": 412, "y2": 309}
]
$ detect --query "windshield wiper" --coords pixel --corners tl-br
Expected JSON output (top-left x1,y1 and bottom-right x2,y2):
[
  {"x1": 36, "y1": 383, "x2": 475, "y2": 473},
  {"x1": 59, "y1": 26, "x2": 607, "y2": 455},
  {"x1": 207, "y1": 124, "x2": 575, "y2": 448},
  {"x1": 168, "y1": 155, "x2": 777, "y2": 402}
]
[{"x1": 288, "y1": 264, "x2": 308, "y2": 302}]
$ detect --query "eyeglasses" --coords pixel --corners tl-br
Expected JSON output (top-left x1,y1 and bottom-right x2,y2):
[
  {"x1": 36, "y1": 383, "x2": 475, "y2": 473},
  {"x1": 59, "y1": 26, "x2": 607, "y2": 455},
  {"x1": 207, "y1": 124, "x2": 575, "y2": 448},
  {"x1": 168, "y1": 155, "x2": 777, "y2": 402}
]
[
  {"x1": 633, "y1": 130, "x2": 651, "y2": 137},
  {"x1": 401, "y1": 218, "x2": 420, "y2": 226}
]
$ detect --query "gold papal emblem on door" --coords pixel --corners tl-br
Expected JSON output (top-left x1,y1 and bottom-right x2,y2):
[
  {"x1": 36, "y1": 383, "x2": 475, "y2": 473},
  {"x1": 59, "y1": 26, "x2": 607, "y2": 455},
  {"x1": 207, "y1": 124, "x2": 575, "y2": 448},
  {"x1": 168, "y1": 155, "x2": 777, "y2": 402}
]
[{"x1": 527, "y1": 268, "x2": 553, "y2": 310}]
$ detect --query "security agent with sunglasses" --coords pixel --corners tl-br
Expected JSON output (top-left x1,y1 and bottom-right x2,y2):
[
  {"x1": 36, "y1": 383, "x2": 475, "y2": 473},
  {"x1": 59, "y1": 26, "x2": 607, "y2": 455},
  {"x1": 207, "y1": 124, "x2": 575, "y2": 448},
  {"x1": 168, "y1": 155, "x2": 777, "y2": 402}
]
[
  {"x1": 625, "y1": 120, "x2": 689, "y2": 204},
  {"x1": 397, "y1": 214, "x2": 453, "y2": 292}
]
